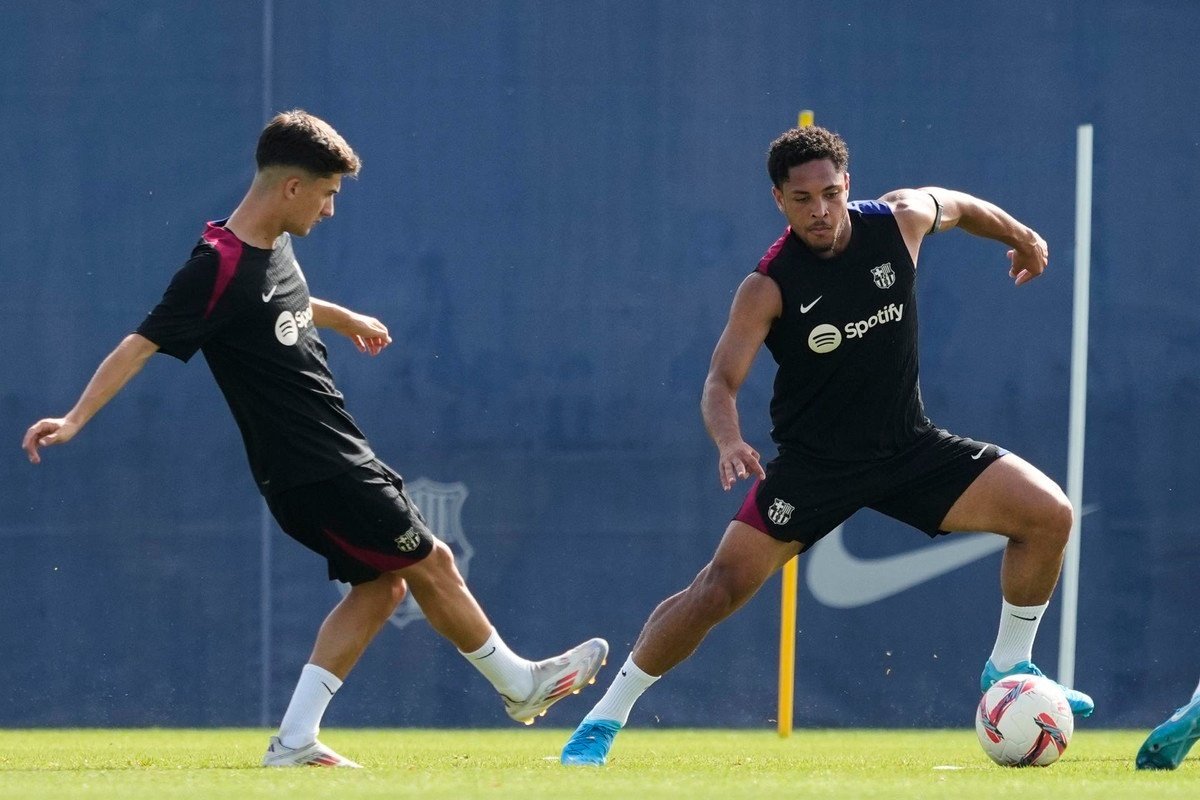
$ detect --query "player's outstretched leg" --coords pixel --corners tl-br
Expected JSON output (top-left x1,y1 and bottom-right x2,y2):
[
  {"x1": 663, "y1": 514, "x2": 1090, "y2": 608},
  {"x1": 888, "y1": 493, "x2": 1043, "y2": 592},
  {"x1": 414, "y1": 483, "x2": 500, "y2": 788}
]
[
  {"x1": 1136, "y1": 693, "x2": 1200, "y2": 770},
  {"x1": 561, "y1": 522, "x2": 797, "y2": 766},
  {"x1": 980, "y1": 659, "x2": 1094, "y2": 718},
  {"x1": 404, "y1": 540, "x2": 608, "y2": 724},
  {"x1": 502, "y1": 637, "x2": 609, "y2": 725},
  {"x1": 262, "y1": 736, "x2": 362, "y2": 768}
]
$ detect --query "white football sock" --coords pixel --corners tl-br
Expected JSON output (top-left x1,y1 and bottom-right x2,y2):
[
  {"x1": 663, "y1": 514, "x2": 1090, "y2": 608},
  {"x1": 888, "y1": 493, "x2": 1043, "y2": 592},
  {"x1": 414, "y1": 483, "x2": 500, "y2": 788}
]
[
  {"x1": 277, "y1": 663, "x2": 342, "y2": 749},
  {"x1": 460, "y1": 629, "x2": 534, "y2": 700},
  {"x1": 585, "y1": 654, "x2": 660, "y2": 726},
  {"x1": 988, "y1": 600, "x2": 1049, "y2": 671}
]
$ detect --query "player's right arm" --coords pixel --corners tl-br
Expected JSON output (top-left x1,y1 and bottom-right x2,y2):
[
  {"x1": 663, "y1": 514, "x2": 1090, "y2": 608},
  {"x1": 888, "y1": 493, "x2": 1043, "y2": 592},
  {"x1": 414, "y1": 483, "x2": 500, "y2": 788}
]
[
  {"x1": 26, "y1": 243, "x2": 233, "y2": 464},
  {"x1": 702, "y1": 272, "x2": 781, "y2": 490},
  {"x1": 23, "y1": 333, "x2": 160, "y2": 463}
]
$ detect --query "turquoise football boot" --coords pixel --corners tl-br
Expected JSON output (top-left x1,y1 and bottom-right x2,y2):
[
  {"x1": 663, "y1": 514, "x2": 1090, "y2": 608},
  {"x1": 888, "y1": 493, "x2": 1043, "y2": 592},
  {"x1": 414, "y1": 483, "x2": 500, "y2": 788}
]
[
  {"x1": 1136, "y1": 694, "x2": 1200, "y2": 770},
  {"x1": 561, "y1": 718, "x2": 622, "y2": 766},
  {"x1": 981, "y1": 659, "x2": 1094, "y2": 717}
]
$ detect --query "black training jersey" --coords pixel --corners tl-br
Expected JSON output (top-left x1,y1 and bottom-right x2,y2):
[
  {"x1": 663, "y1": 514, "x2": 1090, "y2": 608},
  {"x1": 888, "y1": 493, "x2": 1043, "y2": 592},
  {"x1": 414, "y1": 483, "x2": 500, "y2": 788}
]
[
  {"x1": 136, "y1": 221, "x2": 374, "y2": 495},
  {"x1": 754, "y1": 200, "x2": 933, "y2": 461}
]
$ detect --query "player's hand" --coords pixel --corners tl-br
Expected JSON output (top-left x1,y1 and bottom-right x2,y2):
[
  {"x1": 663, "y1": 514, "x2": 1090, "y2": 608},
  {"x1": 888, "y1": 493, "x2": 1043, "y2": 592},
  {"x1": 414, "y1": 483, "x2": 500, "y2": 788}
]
[
  {"x1": 717, "y1": 440, "x2": 766, "y2": 491},
  {"x1": 22, "y1": 418, "x2": 80, "y2": 464},
  {"x1": 1008, "y1": 232, "x2": 1048, "y2": 286},
  {"x1": 336, "y1": 312, "x2": 392, "y2": 356}
]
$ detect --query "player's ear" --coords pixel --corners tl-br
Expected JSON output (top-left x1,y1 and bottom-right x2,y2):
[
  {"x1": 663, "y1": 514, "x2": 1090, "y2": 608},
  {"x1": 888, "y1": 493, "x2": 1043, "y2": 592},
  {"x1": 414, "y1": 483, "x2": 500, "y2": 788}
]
[
  {"x1": 282, "y1": 175, "x2": 303, "y2": 199},
  {"x1": 772, "y1": 185, "x2": 785, "y2": 214},
  {"x1": 843, "y1": 171, "x2": 850, "y2": 193}
]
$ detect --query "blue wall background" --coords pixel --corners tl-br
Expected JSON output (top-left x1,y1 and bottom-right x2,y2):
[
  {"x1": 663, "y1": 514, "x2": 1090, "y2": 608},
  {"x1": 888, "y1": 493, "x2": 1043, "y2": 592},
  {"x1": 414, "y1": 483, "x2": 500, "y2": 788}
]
[{"x1": 2, "y1": 1, "x2": 1198, "y2": 731}]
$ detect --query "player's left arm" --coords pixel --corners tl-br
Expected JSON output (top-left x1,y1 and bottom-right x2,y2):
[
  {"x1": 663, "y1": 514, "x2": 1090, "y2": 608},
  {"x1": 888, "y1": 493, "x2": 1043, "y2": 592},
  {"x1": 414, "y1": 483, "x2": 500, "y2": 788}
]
[
  {"x1": 310, "y1": 297, "x2": 392, "y2": 356},
  {"x1": 880, "y1": 187, "x2": 1048, "y2": 286}
]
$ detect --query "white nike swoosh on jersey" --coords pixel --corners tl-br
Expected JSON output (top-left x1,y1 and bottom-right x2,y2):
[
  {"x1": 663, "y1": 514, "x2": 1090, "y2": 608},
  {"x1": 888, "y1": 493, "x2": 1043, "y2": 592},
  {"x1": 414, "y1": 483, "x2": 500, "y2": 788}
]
[
  {"x1": 262, "y1": 285, "x2": 278, "y2": 302},
  {"x1": 971, "y1": 445, "x2": 988, "y2": 460},
  {"x1": 800, "y1": 296, "x2": 823, "y2": 314},
  {"x1": 805, "y1": 524, "x2": 1006, "y2": 608}
]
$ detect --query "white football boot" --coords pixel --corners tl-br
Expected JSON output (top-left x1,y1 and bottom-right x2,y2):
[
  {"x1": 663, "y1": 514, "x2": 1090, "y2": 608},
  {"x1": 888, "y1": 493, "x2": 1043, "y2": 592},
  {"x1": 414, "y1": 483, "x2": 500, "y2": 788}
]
[
  {"x1": 503, "y1": 637, "x2": 609, "y2": 725},
  {"x1": 261, "y1": 736, "x2": 362, "y2": 768}
]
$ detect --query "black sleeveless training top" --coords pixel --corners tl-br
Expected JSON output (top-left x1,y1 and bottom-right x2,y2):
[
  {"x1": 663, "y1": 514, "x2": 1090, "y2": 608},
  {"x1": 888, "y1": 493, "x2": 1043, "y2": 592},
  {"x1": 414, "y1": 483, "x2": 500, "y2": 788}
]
[{"x1": 754, "y1": 200, "x2": 933, "y2": 461}]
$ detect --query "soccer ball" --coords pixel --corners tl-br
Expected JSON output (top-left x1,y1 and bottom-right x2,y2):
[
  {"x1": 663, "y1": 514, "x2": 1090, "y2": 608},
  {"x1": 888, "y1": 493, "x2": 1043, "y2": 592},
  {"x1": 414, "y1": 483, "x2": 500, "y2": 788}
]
[{"x1": 976, "y1": 674, "x2": 1073, "y2": 766}]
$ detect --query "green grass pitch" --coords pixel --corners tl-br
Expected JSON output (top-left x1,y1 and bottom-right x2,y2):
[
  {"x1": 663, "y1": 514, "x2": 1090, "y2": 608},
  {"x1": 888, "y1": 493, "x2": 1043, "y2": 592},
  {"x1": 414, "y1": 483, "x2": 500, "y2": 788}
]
[{"x1": 0, "y1": 728, "x2": 1195, "y2": 800}]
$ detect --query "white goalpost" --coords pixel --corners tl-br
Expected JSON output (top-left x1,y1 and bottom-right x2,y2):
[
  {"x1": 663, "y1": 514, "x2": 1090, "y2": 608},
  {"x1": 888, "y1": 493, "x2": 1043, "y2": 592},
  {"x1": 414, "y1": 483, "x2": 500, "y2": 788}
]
[{"x1": 1058, "y1": 123, "x2": 1094, "y2": 689}]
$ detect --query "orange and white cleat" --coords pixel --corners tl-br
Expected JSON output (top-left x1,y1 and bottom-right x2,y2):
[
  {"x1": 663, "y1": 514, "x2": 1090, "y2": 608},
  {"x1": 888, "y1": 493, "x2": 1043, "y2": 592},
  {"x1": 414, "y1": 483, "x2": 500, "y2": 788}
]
[
  {"x1": 503, "y1": 638, "x2": 609, "y2": 725},
  {"x1": 261, "y1": 736, "x2": 362, "y2": 768}
]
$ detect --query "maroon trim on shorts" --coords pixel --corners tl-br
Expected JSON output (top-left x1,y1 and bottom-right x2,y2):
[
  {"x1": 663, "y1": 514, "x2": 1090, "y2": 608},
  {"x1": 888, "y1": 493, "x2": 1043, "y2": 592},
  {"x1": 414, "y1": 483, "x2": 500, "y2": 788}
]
[
  {"x1": 321, "y1": 527, "x2": 422, "y2": 573},
  {"x1": 733, "y1": 478, "x2": 770, "y2": 533}
]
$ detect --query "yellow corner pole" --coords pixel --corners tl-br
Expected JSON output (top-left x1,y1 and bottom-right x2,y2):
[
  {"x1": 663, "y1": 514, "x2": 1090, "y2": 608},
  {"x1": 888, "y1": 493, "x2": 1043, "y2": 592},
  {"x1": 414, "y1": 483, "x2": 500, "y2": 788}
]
[
  {"x1": 777, "y1": 555, "x2": 798, "y2": 737},
  {"x1": 777, "y1": 108, "x2": 813, "y2": 739}
]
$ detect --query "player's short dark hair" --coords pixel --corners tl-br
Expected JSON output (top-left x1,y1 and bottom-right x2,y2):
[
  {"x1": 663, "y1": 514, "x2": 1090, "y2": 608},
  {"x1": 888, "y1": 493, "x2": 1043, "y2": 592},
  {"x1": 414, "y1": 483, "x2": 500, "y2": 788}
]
[
  {"x1": 767, "y1": 126, "x2": 849, "y2": 187},
  {"x1": 256, "y1": 109, "x2": 362, "y2": 177}
]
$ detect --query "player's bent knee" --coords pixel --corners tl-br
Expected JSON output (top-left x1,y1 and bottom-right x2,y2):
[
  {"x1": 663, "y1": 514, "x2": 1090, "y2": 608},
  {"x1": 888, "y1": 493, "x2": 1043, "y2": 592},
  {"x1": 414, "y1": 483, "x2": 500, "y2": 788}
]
[
  {"x1": 1048, "y1": 496, "x2": 1074, "y2": 546},
  {"x1": 417, "y1": 540, "x2": 462, "y2": 582},
  {"x1": 357, "y1": 571, "x2": 408, "y2": 607},
  {"x1": 378, "y1": 572, "x2": 408, "y2": 607},
  {"x1": 690, "y1": 563, "x2": 759, "y2": 622},
  {"x1": 1038, "y1": 476, "x2": 1073, "y2": 527},
  {"x1": 1023, "y1": 491, "x2": 1072, "y2": 552}
]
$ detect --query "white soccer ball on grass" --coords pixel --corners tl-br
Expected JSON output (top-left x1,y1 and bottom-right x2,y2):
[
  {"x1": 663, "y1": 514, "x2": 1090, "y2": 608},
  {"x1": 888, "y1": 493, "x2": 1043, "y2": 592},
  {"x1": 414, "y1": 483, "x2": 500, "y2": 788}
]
[{"x1": 976, "y1": 673, "x2": 1073, "y2": 766}]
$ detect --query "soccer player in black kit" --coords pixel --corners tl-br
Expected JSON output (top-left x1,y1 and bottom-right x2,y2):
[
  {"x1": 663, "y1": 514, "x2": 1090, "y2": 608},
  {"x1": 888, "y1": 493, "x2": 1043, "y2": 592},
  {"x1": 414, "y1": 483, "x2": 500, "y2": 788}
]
[
  {"x1": 562, "y1": 125, "x2": 1093, "y2": 766},
  {"x1": 22, "y1": 110, "x2": 607, "y2": 768}
]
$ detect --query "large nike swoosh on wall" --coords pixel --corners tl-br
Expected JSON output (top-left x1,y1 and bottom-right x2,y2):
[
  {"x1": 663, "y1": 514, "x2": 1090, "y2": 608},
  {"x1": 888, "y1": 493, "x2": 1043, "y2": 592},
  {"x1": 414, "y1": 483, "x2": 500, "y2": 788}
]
[{"x1": 805, "y1": 525, "x2": 1007, "y2": 609}]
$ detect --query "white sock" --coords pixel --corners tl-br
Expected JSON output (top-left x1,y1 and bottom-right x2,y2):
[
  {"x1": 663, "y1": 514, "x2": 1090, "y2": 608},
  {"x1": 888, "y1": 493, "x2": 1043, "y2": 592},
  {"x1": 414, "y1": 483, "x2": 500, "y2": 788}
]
[
  {"x1": 460, "y1": 629, "x2": 534, "y2": 700},
  {"x1": 277, "y1": 663, "x2": 342, "y2": 749},
  {"x1": 585, "y1": 654, "x2": 660, "y2": 726},
  {"x1": 988, "y1": 600, "x2": 1049, "y2": 671}
]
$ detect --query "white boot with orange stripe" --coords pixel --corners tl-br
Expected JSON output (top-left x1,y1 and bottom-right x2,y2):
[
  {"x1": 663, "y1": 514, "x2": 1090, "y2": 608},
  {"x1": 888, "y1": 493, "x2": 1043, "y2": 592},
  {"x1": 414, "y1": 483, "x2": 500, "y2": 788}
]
[
  {"x1": 261, "y1": 735, "x2": 362, "y2": 768},
  {"x1": 503, "y1": 638, "x2": 610, "y2": 725}
]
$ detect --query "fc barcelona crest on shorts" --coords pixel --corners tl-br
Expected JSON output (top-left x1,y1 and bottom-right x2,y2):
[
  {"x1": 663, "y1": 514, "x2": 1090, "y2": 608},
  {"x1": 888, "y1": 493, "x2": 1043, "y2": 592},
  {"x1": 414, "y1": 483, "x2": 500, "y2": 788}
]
[
  {"x1": 393, "y1": 527, "x2": 422, "y2": 553},
  {"x1": 767, "y1": 498, "x2": 795, "y2": 526},
  {"x1": 871, "y1": 262, "x2": 896, "y2": 289}
]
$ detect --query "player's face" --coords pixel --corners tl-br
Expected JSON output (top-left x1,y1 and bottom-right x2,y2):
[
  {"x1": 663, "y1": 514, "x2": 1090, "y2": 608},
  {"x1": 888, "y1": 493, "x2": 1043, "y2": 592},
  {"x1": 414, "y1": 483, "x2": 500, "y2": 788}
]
[
  {"x1": 772, "y1": 160, "x2": 851, "y2": 256},
  {"x1": 284, "y1": 173, "x2": 342, "y2": 236}
]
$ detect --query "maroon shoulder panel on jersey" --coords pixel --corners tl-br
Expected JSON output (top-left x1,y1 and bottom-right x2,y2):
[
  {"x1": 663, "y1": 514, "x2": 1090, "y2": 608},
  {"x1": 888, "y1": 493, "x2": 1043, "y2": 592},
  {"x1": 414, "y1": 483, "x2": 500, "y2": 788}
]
[
  {"x1": 756, "y1": 227, "x2": 792, "y2": 274},
  {"x1": 201, "y1": 222, "x2": 244, "y2": 319}
]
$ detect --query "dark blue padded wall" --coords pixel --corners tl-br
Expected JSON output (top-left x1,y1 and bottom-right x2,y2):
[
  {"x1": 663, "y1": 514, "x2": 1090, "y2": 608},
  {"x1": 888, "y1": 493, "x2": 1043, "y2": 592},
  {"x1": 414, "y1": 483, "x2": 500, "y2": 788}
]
[{"x1": 2, "y1": 1, "x2": 1197, "y2": 729}]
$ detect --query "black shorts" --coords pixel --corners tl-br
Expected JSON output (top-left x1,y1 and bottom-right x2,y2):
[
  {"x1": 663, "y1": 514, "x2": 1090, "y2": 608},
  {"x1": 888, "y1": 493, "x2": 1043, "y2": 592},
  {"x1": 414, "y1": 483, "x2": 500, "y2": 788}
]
[
  {"x1": 265, "y1": 459, "x2": 436, "y2": 585},
  {"x1": 734, "y1": 428, "x2": 1007, "y2": 549}
]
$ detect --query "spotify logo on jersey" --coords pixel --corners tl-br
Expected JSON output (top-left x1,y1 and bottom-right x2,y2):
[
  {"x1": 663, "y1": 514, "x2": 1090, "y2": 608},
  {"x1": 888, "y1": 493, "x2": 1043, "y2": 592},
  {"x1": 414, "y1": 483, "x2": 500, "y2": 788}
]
[
  {"x1": 808, "y1": 323, "x2": 842, "y2": 353},
  {"x1": 274, "y1": 305, "x2": 314, "y2": 346},
  {"x1": 275, "y1": 311, "x2": 300, "y2": 346}
]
